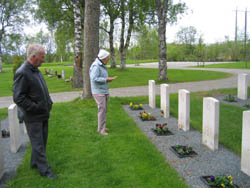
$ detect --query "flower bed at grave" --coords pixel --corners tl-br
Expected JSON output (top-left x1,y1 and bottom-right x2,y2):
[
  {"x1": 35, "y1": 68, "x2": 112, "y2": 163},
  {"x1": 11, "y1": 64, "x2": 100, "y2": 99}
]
[
  {"x1": 1, "y1": 129, "x2": 10, "y2": 138},
  {"x1": 152, "y1": 123, "x2": 173, "y2": 136},
  {"x1": 139, "y1": 111, "x2": 156, "y2": 121},
  {"x1": 129, "y1": 102, "x2": 143, "y2": 110},
  {"x1": 170, "y1": 145, "x2": 197, "y2": 158},
  {"x1": 200, "y1": 175, "x2": 239, "y2": 188},
  {"x1": 223, "y1": 94, "x2": 237, "y2": 102}
]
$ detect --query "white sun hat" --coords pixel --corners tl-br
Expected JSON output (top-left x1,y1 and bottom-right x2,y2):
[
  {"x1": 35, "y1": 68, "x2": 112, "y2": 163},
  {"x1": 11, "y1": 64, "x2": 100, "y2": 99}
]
[{"x1": 98, "y1": 49, "x2": 110, "y2": 60}]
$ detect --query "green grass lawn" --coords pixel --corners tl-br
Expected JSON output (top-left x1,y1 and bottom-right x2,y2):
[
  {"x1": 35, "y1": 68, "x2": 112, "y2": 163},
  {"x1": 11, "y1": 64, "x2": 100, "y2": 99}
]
[
  {"x1": 0, "y1": 66, "x2": 231, "y2": 97},
  {"x1": 4, "y1": 88, "x2": 246, "y2": 187},
  {"x1": 195, "y1": 62, "x2": 250, "y2": 69},
  {"x1": 0, "y1": 108, "x2": 7, "y2": 120},
  {"x1": 6, "y1": 98, "x2": 189, "y2": 188}
]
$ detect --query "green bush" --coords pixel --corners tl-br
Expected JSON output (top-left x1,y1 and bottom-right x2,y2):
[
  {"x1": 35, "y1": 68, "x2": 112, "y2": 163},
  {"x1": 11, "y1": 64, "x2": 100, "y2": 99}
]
[{"x1": 12, "y1": 55, "x2": 24, "y2": 74}]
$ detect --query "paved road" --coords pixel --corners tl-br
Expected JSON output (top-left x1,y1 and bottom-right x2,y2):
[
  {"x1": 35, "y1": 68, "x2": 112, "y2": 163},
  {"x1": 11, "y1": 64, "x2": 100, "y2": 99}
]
[{"x1": 1, "y1": 63, "x2": 250, "y2": 109}]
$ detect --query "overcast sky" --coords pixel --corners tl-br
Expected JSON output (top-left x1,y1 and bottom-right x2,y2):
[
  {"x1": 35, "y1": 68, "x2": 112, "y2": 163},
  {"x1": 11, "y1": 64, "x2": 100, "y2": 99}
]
[
  {"x1": 167, "y1": 0, "x2": 250, "y2": 44},
  {"x1": 24, "y1": 0, "x2": 249, "y2": 44}
]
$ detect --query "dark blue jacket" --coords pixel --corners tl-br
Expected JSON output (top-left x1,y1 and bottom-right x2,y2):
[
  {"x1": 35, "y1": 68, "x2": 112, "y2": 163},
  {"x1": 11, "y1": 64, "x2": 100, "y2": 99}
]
[{"x1": 13, "y1": 61, "x2": 53, "y2": 122}]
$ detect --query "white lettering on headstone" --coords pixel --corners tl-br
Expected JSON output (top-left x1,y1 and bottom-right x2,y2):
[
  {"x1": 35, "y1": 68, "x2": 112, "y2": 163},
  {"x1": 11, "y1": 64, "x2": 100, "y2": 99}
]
[
  {"x1": 178, "y1": 89, "x2": 190, "y2": 131},
  {"x1": 202, "y1": 97, "x2": 219, "y2": 151},
  {"x1": 149, "y1": 80, "x2": 156, "y2": 109},
  {"x1": 238, "y1": 73, "x2": 248, "y2": 100},
  {"x1": 160, "y1": 84, "x2": 170, "y2": 118},
  {"x1": 8, "y1": 104, "x2": 22, "y2": 153},
  {"x1": 241, "y1": 110, "x2": 250, "y2": 176}
]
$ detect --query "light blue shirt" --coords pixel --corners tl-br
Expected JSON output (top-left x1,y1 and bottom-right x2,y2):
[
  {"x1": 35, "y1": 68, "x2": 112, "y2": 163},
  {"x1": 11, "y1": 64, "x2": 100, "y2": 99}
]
[{"x1": 89, "y1": 58, "x2": 109, "y2": 94}]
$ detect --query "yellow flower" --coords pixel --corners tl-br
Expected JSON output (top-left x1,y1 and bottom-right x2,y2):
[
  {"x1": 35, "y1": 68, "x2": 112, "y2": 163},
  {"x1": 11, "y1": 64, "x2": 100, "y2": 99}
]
[
  {"x1": 139, "y1": 104, "x2": 143, "y2": 108},
  {"x1": 221, "y1": 184, "x2": 225, "y2": 187},
  {"x1": 230, "y1": 181, "x2": 233, "y2": 184},
  {"x1": 129, "y1": 102, "x2": 133, "y2": 107},
  {"x1": 142, "y1": 113, "x2": 147, "y2": 118},
  {"x1": 228, "y1": 176, "x2": 232, "y2": 180},
  {"x1": 135, "y1": 104, "x2": 138, "y2": 109}
]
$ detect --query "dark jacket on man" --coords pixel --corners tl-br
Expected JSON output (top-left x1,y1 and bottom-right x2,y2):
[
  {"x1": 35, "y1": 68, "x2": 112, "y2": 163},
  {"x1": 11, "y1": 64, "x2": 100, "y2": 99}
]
[{"x1": 13, "y1": 61, "x2": 53, "y2": 122}]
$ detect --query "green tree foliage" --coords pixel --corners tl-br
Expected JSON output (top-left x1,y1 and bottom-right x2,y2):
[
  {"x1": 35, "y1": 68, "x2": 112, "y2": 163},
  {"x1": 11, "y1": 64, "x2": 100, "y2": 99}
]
[
  {"x1": 25, "y1": 30, "x2": 55, "y2": 62},
  {"x1": 127, "y1": 26, "x2": 158, "y2": 60},
  {"x1": 0, "y1": 0, "x2": 30, "y2": 72},
  {"x1": 35, "y1": 0, "x2": 75, "y2": 61}
]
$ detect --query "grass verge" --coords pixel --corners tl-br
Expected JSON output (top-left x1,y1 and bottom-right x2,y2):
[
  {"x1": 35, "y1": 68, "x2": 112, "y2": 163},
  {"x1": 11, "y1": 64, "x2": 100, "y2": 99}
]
[
  {"x1": 0, "y1": 108, "x2": 8, "y2": 120},
  {"x1": 194, "y1": 62, "x2": 250, "y2": 69}
]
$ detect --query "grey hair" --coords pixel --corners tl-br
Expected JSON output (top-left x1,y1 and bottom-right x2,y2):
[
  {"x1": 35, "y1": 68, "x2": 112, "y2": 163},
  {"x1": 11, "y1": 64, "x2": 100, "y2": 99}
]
[{"x1": 26, "y1": 43, "x2": 44, "y2": 60}]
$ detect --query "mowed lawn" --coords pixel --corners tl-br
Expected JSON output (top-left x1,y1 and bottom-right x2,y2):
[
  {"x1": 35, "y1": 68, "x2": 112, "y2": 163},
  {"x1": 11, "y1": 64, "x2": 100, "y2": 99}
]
[
  {"x1": 0, "y1": 65, "x2": 231, "y2": 97},
  {"x1": 195, "y1": 61, "x2": 250, "y2": 69},
  {"x1": 2, "y1": 87, "x2": 247, "y2": 187},
  {"x1": 6, "y1": 98, "x2": 189, "y2": 188}
]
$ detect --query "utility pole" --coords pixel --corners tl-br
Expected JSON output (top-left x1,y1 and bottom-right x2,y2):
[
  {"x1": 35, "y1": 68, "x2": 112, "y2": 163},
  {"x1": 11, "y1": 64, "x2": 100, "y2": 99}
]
[
  {"x1": 234, "y1": 8, "x2": 249, "y2": 66},
  {"x1": 235, "y1": 7, "x2": 238, "y2": 61},
  {"x1": 244, "y1": 8, "x2": 248, "y2": 68}
]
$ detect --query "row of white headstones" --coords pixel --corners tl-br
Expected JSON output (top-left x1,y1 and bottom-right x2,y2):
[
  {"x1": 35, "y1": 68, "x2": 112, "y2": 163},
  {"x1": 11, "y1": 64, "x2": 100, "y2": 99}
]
[
  {"x1": 148, "y1": 73, "x2": 250, "y2": 177},
  {"x1": 0, "y1": 73, "x2": 249, "y2": 180}
]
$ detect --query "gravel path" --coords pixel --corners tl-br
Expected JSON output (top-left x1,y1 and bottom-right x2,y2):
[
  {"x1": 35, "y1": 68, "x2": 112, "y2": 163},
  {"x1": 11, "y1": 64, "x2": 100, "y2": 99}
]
[
  {"x1": 123, "y1": 104, "x2": 250, "y2": 188},
  {"x1": 0, "y1": 119, "x2": 29, "y2": 188}
]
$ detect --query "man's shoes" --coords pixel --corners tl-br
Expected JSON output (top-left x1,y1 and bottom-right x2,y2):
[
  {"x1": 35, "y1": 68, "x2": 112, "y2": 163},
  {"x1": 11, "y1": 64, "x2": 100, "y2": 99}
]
[
  {"x1": 41, "y1": 169, "x2": 58, "y2": 179},
  {"x1": 30, "y1": 164, "x2": 37, "y2": 169}
]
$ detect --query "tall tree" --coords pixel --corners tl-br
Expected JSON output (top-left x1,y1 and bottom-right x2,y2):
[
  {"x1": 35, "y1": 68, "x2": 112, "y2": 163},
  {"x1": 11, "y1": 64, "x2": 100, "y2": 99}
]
[
  {"x1": 155, "y1": 0, "x2": 168, "y2": 80},
  {"x1": 101, "y1": 0, "x2": 120, "y2": 68},
  {"x1": 155, "y1": 0, "x2": 186, "y2": 81},
  {"x1": 118, "y1": 0, "x2": 154, "y2": 70},
  {"x1": 36, "y1": 0, "x2": 85, "y2": 88},
  {"x1": 72, "y1": 0, "x2": 84, "y2": 88},
  {"x1": 82, "y1": 0, "x2": 100, "y2": 98},
  {"x1": 176, "y1": 26, "x2": 197, "y2": 55},
  {"x1": 0, "y1": 0, "x2": 29, "y2": 72}
]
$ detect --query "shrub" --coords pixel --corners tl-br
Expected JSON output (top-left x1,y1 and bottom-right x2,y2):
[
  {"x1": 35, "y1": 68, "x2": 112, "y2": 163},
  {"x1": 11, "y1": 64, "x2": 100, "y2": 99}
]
[{"x1": 13, "y1": 55, "x2": 23, "y2": 74}]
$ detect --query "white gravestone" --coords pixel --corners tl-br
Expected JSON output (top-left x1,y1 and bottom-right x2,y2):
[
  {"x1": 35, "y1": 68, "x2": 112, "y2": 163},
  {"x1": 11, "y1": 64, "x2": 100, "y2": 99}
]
[
  {"x1": 0, "y1": 133, "x2": 4, "y2": 180},
  {"x1": 178, "y1": 89, "x2": 190, "y2": 131},
  {"x1": 8, "y1": 104, "x2": 22, "y2": 153},
  {"x1": 202, "y1": 97, "x2": 219, "y2": 151},
  {"x1": 62, "y1": 70, "x2": 65, "y2": 80},
  {"x1": 238, "y1": 73, "x2": 248, "y2": 100},
  {"x1": 160, "y1": 84, "x2": 170, "y2": 118},
  {"x1": 241, "y1": 110, "x2": 250, "y2": 176},
  {"x1": 149, "y1": 80, "x2": 156, "y2": 109}
]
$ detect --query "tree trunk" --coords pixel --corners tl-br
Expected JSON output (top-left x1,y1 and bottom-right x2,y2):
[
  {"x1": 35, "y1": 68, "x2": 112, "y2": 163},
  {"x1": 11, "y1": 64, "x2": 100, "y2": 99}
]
[
  {"x1": 155, "y1": 0, "x2": 168, "y2": 81},
  {"x1": 73, "y1": 0, "x2": 84, "y2": 88},
  {"x1": 82, "y1": 0, "x2": 100, "y2": 98},
  {"x1": 0, "y1": 43, "x2": 2, "y2": 73},
  {"x1": 119, "y1": 1, "x2": 126, "y2": 70},
  {"x1": 109, "y1": 17, "x2": 116, "y2": 68},
  {"x1": 119, "y1": 1, "x2": 134, "y2": 70}
]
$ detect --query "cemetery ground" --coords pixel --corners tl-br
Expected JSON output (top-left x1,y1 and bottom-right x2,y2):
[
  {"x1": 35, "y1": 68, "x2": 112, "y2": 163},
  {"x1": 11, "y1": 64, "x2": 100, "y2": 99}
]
[
  {"x1": 1, "y1": 87, "x2": 250, "y2": 187},
  {"x1": 0, "y1": 63, "x2": 231, "y2": 97}
]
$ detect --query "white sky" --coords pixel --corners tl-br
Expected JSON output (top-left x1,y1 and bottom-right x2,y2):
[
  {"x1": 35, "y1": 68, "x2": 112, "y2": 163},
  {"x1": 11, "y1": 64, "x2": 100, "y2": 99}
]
[
  {"x1": 24, "y1": 0, "x2": 249, "y2": 44},
  {"x1": 167, "y1": 0, "x2": 250, "y2": 44}
]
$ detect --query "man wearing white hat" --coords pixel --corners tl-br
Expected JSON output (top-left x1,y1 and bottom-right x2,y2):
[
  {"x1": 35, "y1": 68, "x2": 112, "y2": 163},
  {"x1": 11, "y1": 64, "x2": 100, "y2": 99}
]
[{"x1": 89, "y1": 49, "x2": 117, "y2": 135}]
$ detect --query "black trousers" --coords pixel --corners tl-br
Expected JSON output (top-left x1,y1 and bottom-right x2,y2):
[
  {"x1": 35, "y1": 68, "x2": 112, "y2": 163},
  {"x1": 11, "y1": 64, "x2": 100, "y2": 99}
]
[{"x1": 25, "y1": 120, "x2": 49, "y2": 175}]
